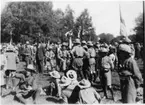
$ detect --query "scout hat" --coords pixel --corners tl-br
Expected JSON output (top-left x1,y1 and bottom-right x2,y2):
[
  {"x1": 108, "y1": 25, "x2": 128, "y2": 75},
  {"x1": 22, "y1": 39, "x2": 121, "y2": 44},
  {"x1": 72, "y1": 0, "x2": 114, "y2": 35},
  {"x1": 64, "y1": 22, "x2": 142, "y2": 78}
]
[
  {"x1": 66, "y1": 70, "x2": 77, "y2": 81},
  {"x1": 122, "y1": 37, "x2": 131, "y2": 43},
  {"x1": 99, "y1": 47, "x2": 109, "y2": 53},
  {"x1": 58, "y1": 76, "x2": 71, "y2": 87},
  {"x1": 82, "y1": 40, "x2": 87, "y2": 44},
  {"x1": 62, "y1": 42, "x2": 67, "y2": 46},
  {"x1": 49, "y1": 70, "x2": 60, "y2": 79},
  {"x1": 26, "y1": 41, "x2": 29, "y2": 44},
  {"x1": 74, "y1": 39, "x2": 81, "y2": 44},
  {"x1": 119, "y1": 44, "x2": 132, "y2": 54},
  {"x1": 87, "y1": 41, "x2": 93, "y2": 46},
  {"x1": 26, "y1": 64, "x2": 36, "y2": 73},
  {"x1": 78, "y1": 79, "x2": 91, "y2": 89}
]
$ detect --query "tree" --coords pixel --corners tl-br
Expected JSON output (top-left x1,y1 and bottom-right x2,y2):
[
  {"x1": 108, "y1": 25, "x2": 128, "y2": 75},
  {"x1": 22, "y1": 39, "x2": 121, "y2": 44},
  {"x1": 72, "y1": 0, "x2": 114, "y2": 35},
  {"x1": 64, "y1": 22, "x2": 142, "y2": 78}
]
[
  {"x1": 134, "y1": 13, "x2": 143, "y2": 43},
  {"x1": 98, "y1": 33, "x2": 114, "y2": 44},
  {"x1": 1, "y1": 2, "x2": 56, "y2": 43},
  {"x1": 74, "y1": 9, "x2": 96, "y2": 41}
]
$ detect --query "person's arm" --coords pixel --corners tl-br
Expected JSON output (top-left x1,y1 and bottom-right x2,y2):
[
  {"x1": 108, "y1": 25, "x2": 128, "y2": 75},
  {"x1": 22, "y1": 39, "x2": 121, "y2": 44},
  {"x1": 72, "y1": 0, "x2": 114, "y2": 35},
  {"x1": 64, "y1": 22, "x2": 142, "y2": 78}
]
[
  {"x1": 56, "y1": 79, "x2": 62, "y2": 98},
  {"x1": 131, "y1": 59, "x2": 143, "y2": 88},
  {"x1": 93, "y1": 88, "x2": 101, "y2": 102},
  {"x1": 109, "y1": 57, "x2": 114, "y2": 70}
]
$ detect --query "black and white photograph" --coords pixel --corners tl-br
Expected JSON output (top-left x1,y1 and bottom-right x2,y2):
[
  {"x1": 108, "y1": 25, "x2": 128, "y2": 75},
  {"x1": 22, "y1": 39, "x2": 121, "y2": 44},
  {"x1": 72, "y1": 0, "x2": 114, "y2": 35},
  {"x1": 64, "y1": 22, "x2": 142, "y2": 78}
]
[{"x1": 0, "y1": 0, "x2": 144, "y2": 104}]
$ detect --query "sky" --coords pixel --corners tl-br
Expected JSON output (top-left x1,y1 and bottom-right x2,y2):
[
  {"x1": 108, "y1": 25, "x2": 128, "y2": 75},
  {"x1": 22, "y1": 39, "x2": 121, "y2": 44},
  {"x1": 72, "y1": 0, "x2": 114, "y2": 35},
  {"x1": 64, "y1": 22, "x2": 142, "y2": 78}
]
[{"x1": 1, "y1": 0, "x2": 143, "y2": 37}]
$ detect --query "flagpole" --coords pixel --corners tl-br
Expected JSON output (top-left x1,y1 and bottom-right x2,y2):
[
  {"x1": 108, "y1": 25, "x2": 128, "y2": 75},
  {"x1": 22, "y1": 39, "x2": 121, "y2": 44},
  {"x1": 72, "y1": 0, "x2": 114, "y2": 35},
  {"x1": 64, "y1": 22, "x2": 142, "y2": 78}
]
[{"x1": 143, "y1": 1, "x2": 145, "y2": 103}]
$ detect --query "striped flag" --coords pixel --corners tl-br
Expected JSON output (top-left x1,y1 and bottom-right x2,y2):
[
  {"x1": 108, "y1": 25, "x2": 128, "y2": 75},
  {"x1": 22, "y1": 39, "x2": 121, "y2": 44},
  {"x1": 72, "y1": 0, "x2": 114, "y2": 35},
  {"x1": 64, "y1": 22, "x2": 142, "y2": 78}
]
[{"x1": 120, "y1": 5, "x2": 128, "y2": 36}]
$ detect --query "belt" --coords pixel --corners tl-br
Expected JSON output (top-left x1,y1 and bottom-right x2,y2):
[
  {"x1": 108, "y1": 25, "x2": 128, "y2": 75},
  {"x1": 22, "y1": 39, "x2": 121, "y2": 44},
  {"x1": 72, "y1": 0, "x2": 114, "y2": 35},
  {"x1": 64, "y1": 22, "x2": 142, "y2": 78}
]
[
  {"x1": 75, "y1": 56, "x2": 83, "y2": 58},
  {"x1": 120, "y1": 75, "x2": 132, "y2": 80},
  {"x1": 90, "y1": 57, "x2": 95, "y2": 58}
]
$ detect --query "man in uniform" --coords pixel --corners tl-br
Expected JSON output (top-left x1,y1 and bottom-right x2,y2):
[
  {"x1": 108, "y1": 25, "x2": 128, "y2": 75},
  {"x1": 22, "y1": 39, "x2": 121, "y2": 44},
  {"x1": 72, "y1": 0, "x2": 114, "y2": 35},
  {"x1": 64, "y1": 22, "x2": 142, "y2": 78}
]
[
  {"x1": 58, "y1": 42, "x2": 70, "y2": 72},
  {"x1": 118, "y1": 44, "x2": 142, "y2": 103},
  {"x1": 5, "y1": 45, "x2": 19, "y2": 89},
  {"x1": 87, "y1": 41, "x2": 96, "y2": 84},
  {"x1": 36, "y1": 40, "x2": 45, "y2": 74},
  {"x1": 71, "y1": 39, "x2": 88, "y2": 80},
  {"x1": 24, "y1": 41, "x2": 32, "y2": 67}
]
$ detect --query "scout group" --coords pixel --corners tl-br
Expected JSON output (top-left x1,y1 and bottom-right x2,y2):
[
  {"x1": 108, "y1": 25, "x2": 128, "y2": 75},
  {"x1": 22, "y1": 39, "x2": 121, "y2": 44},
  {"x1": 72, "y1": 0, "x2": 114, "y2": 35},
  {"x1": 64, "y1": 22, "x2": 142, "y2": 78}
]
[{"x1": 0, "y1": 37, "x2": 143, "y2": 104}]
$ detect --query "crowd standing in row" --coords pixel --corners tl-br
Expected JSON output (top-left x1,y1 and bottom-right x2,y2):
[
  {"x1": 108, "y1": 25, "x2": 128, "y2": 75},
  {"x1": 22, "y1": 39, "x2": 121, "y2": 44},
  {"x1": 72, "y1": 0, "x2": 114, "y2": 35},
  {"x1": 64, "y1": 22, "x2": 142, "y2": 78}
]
[{"x1": 0, "y1": 37, "x2": 143, "y2": 104}]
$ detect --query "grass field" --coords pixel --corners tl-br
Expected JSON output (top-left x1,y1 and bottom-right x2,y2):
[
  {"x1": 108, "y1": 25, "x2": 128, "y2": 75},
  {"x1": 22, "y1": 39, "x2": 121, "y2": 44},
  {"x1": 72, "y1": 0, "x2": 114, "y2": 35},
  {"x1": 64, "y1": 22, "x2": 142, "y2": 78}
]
[{"x1": 1, "y1": 58, "x2": 143, "y2": 104}]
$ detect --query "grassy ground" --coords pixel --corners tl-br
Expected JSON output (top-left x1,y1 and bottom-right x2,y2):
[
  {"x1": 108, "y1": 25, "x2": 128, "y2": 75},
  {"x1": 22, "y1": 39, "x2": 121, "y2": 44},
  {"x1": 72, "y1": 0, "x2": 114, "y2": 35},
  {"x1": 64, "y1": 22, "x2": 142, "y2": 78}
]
[{"x1": 1, "y1": 58, "x2": 143, "y2": 104}]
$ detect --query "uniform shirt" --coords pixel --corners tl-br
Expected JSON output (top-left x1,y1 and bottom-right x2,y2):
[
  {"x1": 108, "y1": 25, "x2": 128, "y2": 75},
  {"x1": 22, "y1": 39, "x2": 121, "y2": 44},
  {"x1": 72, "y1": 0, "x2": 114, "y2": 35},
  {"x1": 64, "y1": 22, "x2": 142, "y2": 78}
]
[
  {"x1": 58, "y1": 50, "x2": 70, "y2": 60},
  {"x1": 71, "y1": 45, "x2": 88, "y2": 58},
  {"x1": 101, "y1": 56, "x2": 114, "y2": 70},
  {"x1": 78, "y1": 87, "x2": 100, "y2": 104},
  {"x1": 45, "y1": 50, "x2": 55, "y2": 60},
  {"x1": 109, "y1": 53, "x2": 116, "y2": 63},
  {"x1": 88, "y1": 47, "x2": 96, "y2": 65},
  {"x1": 24, "y1": 46, "x2": 32, "y2": 56},
  {"x1": 5, "y1": 52, "x2": 19, "y2": 70},
  {"x1": 121, "y1": 57, "x2": 142, "y2": 88}
]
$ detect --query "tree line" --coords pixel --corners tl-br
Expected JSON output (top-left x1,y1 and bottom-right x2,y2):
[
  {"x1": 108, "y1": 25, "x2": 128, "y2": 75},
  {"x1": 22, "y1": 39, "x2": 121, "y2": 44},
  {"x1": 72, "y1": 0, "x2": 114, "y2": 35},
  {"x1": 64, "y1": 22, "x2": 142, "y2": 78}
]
[{"x1": 1, "y1": 2, "x2": 143, "y2": 44}]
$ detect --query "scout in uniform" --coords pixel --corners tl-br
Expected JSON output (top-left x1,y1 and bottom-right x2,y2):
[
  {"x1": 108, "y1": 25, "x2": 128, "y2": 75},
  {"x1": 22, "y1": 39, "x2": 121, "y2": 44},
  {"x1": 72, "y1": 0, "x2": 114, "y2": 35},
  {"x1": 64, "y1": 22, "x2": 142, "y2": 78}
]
[
  {"x1": 15, "y1": 64, "x2": 41, "y2": 104},
  {"x1": 87, "y1": 41, "x2": 96, "y2": 84},
  {"x1": 58, "y1": 42, "x2": 70, "y2": 72},
  {"x1": 118, "y1": 44, "x2": 142, "y2": 103},
  {"x1": 5, "y1": 45, "x2": 19, "y2": 89},
  {"x1": 48, "y1": 70, "x2": 62, "y2": 98},
  {"x1": 81, "y1": 41, "x2": 89, "y2": 80},
  {"x1": 71, "y1": 39, "x2": 88, "y2": 80},
  {"x1": 99, "y1": 47, "x2": 114, "y2": 100},
  {"x1": 58, "y1": 74, "x2": 79, "y2": 104},
  {"x1": 45, "y1": 46, "x2": 56, "y2": 72},
  {"x1": 24, "y1": 41, "x2": 32, "y2": 67},
  {"x1": 77, "y1": 79, "x2": 101, "y2": 104}
]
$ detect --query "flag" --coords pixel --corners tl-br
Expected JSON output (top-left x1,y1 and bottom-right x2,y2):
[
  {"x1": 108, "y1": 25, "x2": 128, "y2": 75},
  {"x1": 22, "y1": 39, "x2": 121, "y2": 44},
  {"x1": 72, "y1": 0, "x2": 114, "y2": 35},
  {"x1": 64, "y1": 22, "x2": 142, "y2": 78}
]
[{"x1": 120, "y1": 5, "x2": 128, "y2": 36}]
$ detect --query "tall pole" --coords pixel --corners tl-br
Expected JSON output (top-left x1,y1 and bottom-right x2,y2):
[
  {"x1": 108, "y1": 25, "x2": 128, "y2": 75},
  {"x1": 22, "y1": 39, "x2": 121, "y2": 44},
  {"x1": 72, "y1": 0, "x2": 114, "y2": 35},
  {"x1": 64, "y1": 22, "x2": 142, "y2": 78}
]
[{"x1": 143, "y1": 1, "x2": 145, "y2": 103}]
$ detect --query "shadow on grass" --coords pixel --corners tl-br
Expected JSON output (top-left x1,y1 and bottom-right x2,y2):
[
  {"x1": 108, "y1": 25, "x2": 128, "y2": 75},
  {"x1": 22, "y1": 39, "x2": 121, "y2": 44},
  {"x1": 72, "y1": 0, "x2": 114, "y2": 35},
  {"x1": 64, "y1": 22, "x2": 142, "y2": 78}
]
[{"x1": 46, "y1": 96, "x2": 64, "y2": 103}]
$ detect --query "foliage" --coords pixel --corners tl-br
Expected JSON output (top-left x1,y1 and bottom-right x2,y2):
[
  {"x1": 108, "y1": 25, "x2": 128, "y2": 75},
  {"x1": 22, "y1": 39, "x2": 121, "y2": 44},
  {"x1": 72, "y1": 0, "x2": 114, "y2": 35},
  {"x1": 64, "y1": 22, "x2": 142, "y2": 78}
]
[
  {"x1": 98, "y1": 33, "x2": 114, "y2": 44},
  {"x1": 1, "y1": 2, "x2": 96, "y2": 43},
  {"x1": 134, "y1": 13, "x2": 143, "y2": 43}
]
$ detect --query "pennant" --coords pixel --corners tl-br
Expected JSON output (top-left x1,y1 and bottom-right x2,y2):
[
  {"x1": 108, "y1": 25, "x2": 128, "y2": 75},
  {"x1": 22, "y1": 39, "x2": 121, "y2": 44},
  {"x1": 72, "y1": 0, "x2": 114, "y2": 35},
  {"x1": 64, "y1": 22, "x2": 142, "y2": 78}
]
[{"x1": 120, "y1": 5, "x2": 128, "y2": 36}]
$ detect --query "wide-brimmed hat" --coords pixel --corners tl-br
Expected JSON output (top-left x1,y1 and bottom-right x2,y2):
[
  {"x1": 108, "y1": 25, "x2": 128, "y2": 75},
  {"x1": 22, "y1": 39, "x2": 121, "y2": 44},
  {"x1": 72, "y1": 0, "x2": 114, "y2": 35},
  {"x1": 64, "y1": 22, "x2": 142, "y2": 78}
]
[
  {"x1": 122, "y1": 37, "x2": 131, "y2": 43},
  {"x1": 26, "y1": 41, "x2": 29, "y2": 44},
  {"x1": 58, "y1": 76, "x2": 71, "y2": 87},
  {"x1": 6, "y1": 45, "x2": 15, "y2": 51},
  {"x1": 66, "y1": 70, "x2": 77, "y2": 81},
  {"x1": 82, "y1": 40, "x2": 87, "y2": 44},
  {"x1": 49, "y1": 70, "x2": 60, "y2": 79},
  {"x1": 26, "y1": 64, "x2": 36, "y2": 73},
  {"x1": 99, "y1": 47, "x2": 109, "y2": 53},
  {"x1": 87, "y1": 41, "x2": 93, "y2": 46},
  {"x1": 74, "y1": 39, "x2": 81, "y2": 44},
  {"x1": 62, "y1": 42, "x2": 68, "y2": 46},
  {"x1": 78, "y1": 79, "x2": 91, "y2": 89},
  {"x1": 119, "y1": 44, "x2": 132, "y2": 54}
]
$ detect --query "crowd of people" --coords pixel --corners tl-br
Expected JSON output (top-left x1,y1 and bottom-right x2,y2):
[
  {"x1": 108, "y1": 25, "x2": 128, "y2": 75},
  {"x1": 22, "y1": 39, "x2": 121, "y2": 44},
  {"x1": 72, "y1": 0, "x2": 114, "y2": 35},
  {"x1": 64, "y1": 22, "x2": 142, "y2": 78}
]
[{"x1": 0, "y1": 37, "x2": 143, "y2": 104}]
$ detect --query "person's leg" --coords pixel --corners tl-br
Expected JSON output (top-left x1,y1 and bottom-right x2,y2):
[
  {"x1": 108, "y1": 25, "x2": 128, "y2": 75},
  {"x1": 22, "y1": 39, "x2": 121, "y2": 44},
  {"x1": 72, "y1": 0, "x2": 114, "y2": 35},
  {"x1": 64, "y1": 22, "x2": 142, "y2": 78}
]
[
  {"x1": 108, "y1": 85, "x2": 114, "y2": 100},
  {"x1": 79, "y1": 67, "x2": 85, "y2": 80},
  {"x1": 32, "y1": 89, "x2": 41, "y2": 104},
  {"x1": 16, "y1": 93, "x2": 27, "y2": 104}
]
